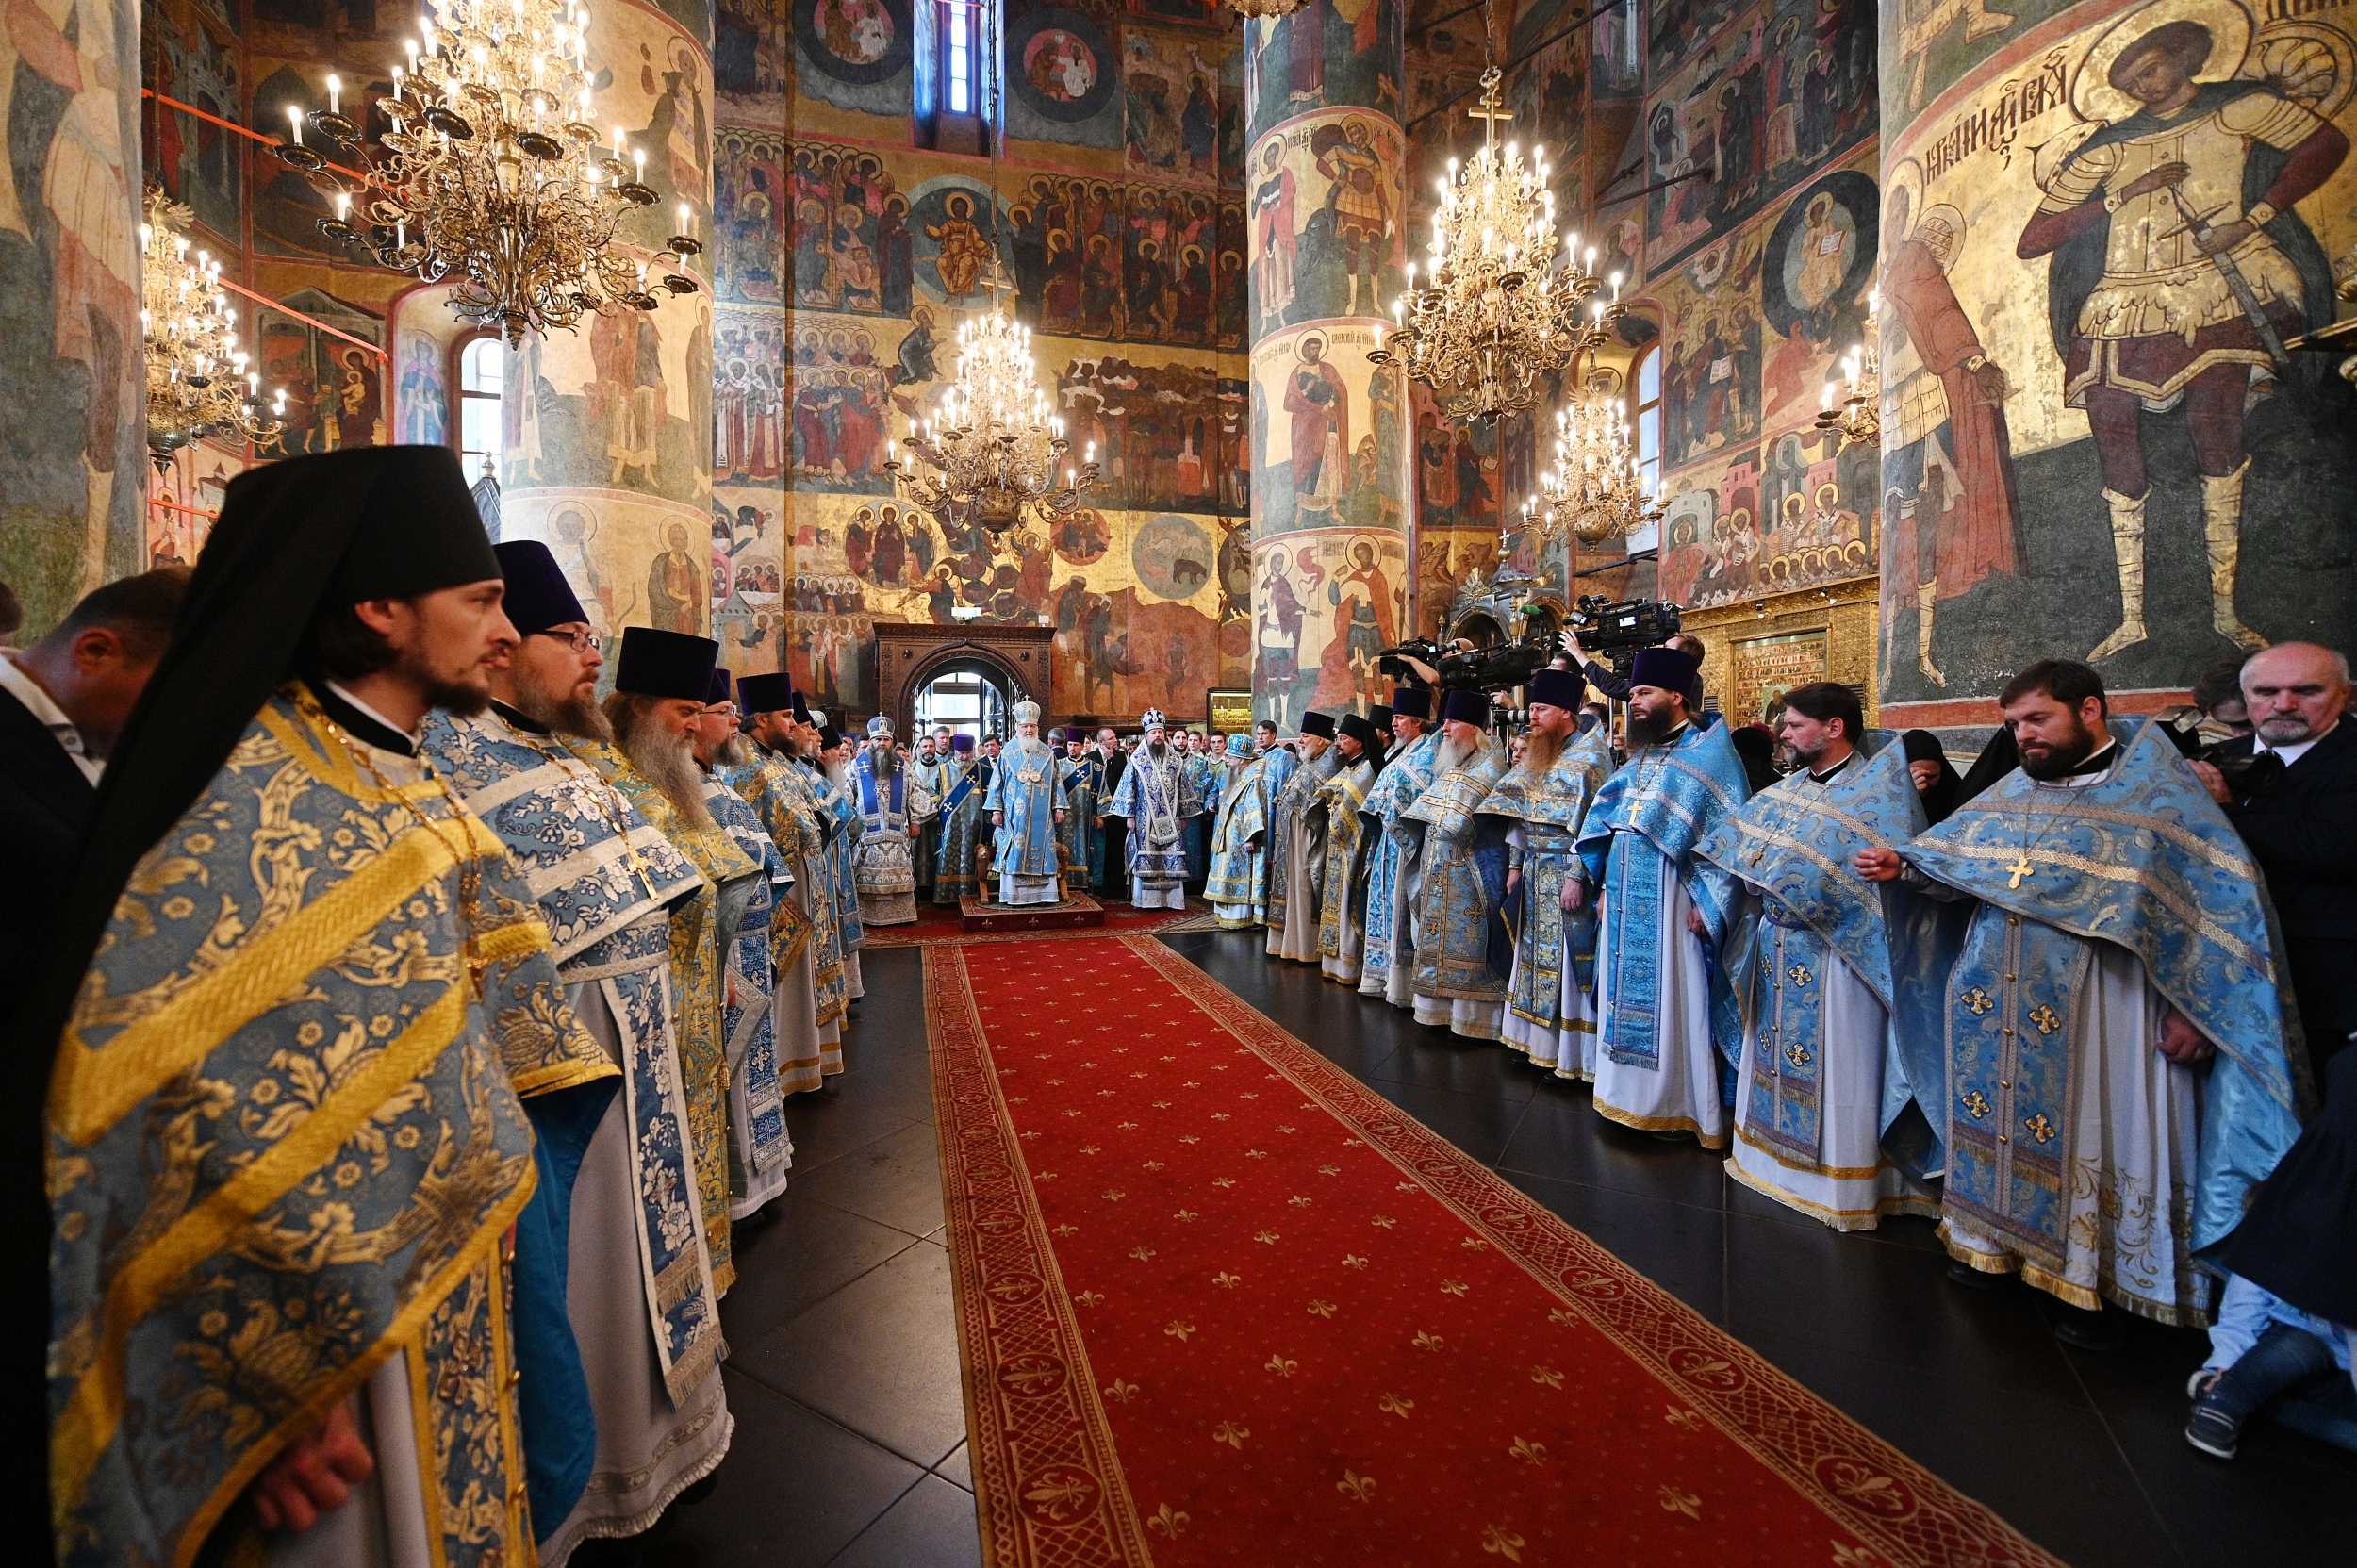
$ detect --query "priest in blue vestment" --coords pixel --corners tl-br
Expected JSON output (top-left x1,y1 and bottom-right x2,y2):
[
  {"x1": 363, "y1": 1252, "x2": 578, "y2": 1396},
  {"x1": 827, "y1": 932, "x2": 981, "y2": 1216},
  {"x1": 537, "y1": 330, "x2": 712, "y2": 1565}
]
[
  {"x1": 1695, "y1": 682, "x2": 1944, "y2": 1232},
  {"x1": 726, "y1": 676, "x2": 848, "y2": 1086},
  {"x1": 1862, "y1": 660, "x2": 2306, "y2": 1331},
  {"x1": 1205, "y1": 733, "x2": 1277, "y2": 927},
  {"x1": 1360, "y1": 685, "x2": 1440, "y2": 1009},
  {"x1": 934, "y1": 733, "x2": 989, "y2": 903},
  {"x1": 1403, "y1": 690, "x2": 1514, "y2": 1040},
  {"x1": 1056, "y1": 728, "x2": 1102, "y2": 892},
  {"x1": 423, "y1": 543, "x2": 735, "y2": 1559},
  {"x1": 1576, "y1": 646, "x2": 1753, "y2": 1147},
  {"x1": 1269, "y1": 711, "x2": 1342, "y2": 960},
  {"x1": 985, "y1": 701, "x2": 1070, "y2": 905},
  {"x1": 851, "y1": 716, "x2": 936, "y2": 924}
]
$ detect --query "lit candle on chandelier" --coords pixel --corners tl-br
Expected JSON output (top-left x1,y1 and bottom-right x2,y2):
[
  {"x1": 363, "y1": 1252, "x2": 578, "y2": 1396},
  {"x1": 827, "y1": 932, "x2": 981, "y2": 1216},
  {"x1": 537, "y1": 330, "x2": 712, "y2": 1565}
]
[
  {"x1": 678, "y1": 202, "x2": 692, "y2": 238},
  {"x1": 327, "y1": 74, "x2": 342, "y2": 116},
  {"x1": 287, "y1": 103, "x2": 305, "y2": 146}
]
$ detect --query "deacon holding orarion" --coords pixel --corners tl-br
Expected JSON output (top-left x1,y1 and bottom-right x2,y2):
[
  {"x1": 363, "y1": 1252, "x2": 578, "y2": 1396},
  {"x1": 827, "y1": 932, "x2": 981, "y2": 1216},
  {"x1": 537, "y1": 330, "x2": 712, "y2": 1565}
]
[
  {"x1": 1575, "y1": 645, "x2": 1752, "y2": 1147},
  {"x1": 1205, "y1": 733, "x2": 1276, "y2": 927},
  {"x1": 1315, "y1": 711, "x2": 1384, "y2": 984},
  {"x1": 691, "y1": 674, "x2": 801, "y2": 1227},
  {"x1": 1695, "y1": 683, "x2": 1943, "y2": 1233},
  {"x1": 1105, "y1": 708, "x2": 1204, "y2": 908},
  {"x1": 1268, "y1": 710, "x2": 1342, "y2": 959},
  {"x1": 933, "y1": 733, "x2": 988, "y2": 903},
  {"x1": 1056, "y1": 727, "x2": 1101, "y2": 892},
  {"x1": 728, "y1": 675, "x2": 847, "y2": 1087},
  {"x1": 1860, "y1": 660, "x2": 2304, "y2": 1334},
  {"x1": 1403, "y1": 690, "x2": 1514, "y2": 1040},
  {"x1": 575, "y1": 629, "x2": 765, "y2": 1295},
  {"x1": 1479, "y1": 668, "x2": 1615, "y2": 1078},
  {"x1": 985, "y1": 701, "x2": 1070, "y2": 905},
  {"x1": 41, "y1": 450, "x2": 617, "y2": 1565},
  {"x1": 421, "y1": 541, "x2": 733, "y2": 1557},
  {"x1": 1360, "y1": 685, "x2": 1440, "y2": 1009},
  {"x1": 852, "y1": 716, "x2": 936, "y2": 924}
]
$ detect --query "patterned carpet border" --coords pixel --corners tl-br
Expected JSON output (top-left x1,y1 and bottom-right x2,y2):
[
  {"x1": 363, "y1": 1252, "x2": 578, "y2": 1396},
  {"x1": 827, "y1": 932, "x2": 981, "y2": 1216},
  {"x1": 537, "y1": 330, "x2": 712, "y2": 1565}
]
[
  {"x1": 923, "y1": 943, "x2": 1155, "y2": 1568},
  {"x1": 1114, "y1": 935, "x2": 2066, "y2": 1568},
  {"x1": 926, "y1": 932, "x2": 2067, "y2": 1568},
  {"x1": 863, "y1": 899, "x2": 1194, "y2": 948}
]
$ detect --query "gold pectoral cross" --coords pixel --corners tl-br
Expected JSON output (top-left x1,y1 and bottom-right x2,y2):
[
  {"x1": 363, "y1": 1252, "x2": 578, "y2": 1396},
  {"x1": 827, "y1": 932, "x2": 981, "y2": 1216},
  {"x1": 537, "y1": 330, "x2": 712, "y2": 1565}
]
[{"x1": 2004, "y1": 852, "x2": 2036, "y2": 890}]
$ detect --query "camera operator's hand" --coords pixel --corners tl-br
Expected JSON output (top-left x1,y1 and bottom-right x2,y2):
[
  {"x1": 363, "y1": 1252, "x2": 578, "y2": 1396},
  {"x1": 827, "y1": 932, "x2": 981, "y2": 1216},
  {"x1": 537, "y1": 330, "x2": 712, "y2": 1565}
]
[
  {"x1": 1403, "y1": 653, "x2": 1442, "y2": 686},
  {"x1": 2187, "y1": 759, "x2": 2233, "y2": 805},
  {"x1": 2154, "y1": 1007, "x2": 2217, "y2": 1066},
  {"x1": 1558, "y1": 628, "x2": 1587, "y2": 664},
  {"x1": 1560, "y1": 878, "x2": 1585, "y2": 912}
]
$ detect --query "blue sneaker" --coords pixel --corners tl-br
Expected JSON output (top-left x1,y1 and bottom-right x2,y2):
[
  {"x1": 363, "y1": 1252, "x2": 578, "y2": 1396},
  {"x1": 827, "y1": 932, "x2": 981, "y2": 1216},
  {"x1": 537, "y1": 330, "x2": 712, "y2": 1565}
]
[{"x1": 2184, "y1": 1385, "x2": 2241, "y2": 1460}]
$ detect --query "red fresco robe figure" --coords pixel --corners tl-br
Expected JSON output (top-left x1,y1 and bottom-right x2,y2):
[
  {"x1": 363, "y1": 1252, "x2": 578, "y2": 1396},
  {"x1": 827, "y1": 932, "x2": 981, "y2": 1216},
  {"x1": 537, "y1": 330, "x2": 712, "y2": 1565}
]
[
  {"x1": 1283, "y1": 338, "x2": 1349, "y2": 516},
  {"x1": 835, "y1": 371, "x2": 882, "y2": 479},
  {"x1": 1252, "y1": 145, "x2": 1298, "y2": 328},
  {"x1": 1881, "y1": 183, "x2": 2019, "y2": 685},
  {"x1": 1314, "y1": 541, "x2": 1396, "y2": 706}
]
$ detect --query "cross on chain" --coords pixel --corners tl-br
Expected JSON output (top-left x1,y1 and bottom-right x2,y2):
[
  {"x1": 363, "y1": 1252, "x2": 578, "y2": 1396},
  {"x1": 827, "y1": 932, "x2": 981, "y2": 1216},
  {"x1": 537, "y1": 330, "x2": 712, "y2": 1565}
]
[{"x1": 2004, "y1": 851, "x2": 2036, "y2": 890}]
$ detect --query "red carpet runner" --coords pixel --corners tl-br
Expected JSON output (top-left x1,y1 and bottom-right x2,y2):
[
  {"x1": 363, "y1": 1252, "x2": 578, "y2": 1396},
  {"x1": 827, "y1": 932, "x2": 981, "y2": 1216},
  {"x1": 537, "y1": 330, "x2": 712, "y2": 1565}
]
[
  {"x1": 860, "y1": 899, "x2": 1198, "y2": 948},
  {"x1": 927, "y1": 934, "x2": 2063, "y2": 1567}
]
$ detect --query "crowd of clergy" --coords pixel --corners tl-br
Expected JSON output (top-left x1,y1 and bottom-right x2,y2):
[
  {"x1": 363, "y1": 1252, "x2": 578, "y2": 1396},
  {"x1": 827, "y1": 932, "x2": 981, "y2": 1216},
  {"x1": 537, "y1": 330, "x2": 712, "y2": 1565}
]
[{"x1": 8, "y1": 445, "x2": 2353, "y2": 1567}]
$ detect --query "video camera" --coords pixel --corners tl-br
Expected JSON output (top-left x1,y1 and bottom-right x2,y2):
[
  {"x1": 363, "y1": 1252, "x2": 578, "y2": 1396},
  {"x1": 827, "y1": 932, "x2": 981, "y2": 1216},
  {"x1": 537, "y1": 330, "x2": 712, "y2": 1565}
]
[
  {"x1": 1376, "y1": 606, "x2": 1556, "y2": 694},
  {"x1": 1568, "y1": 595, "x2": 1682, "y2": 666},
  {"x1": 2154, "y1": 708, "x2": 2285, "y2": 799}
]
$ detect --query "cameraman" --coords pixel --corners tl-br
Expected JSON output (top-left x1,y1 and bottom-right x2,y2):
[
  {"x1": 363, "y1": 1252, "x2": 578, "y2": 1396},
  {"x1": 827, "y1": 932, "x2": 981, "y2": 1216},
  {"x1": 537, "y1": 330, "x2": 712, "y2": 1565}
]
[
  {"x1": 2191, "y1": 643, "x2": 2356, "y2": 1081},
  {"x1": 1560, "y1": 627, "x2": 1716, "y2": 727}
]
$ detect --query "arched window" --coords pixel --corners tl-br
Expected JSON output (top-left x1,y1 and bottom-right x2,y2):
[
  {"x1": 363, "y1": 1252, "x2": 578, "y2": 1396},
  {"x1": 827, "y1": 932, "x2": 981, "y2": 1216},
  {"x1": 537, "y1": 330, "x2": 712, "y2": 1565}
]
[
  {"x1": 453, "y1": 333, "x2": 503, "y2": 483},
  {"x1": 943, "y1": 0, "x2": 976, "y2": 116}
]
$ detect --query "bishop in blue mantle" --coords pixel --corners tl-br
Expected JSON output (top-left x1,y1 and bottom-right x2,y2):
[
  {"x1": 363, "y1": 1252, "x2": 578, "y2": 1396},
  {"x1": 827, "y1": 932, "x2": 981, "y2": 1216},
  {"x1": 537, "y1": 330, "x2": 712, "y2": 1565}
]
[
  {"x1": 1105, "y1": 710, "x2": 1205, "y2": 908},
  {"x1": 984, "y1": 701, "x2": 1069, "y2": 905}
]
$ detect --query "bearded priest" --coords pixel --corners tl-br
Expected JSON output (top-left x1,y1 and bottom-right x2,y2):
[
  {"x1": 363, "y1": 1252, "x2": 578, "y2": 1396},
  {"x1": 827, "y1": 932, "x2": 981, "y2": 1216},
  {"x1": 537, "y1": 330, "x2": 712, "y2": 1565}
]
[
  {"x1": 40, "y1": 450, "x2": 617, "y2": 1567},
  {"x1": 1267, "y1": 710, "x2": 1342, "y2": 960},
  {"x1": 1861, "y1": 660, "x2": 2305, "y2": 1336},
  {"x1": 1479, "y1": 668, "x2": 1615, "y2": 1079},
  {"x1": 1315, "y1": 712, "x2": 1384, "y2": 984},
  {"x1": 1695, "y1": 683, "x2": 1944, "y2": 1232},
  {"x1": 1205, "y1": 733, "x2": 1276, "y2": 927},
  {"x1": 1403, "y1": 690, "x2": 1514, "y2": 1040},
  {"x1": 1575, "y1": 646, "x2": 1753, "y2": 1148},
  {"x1": 1360, "y1": 685, "x2": 1441, "y2": 1009},
  {"x1": 908, "y1": 728, "x2": 948, "y2": 901},
  {"x1": 1105, "y1": 709, "x2": 1204, "y2": 908},
  {"x1": 934, "y1": 734, "x2": 989, "y2": 903},
  {"x1": 1056, "y1": 727, "x2": 1101, "y2": 892},
  {"x1": 985, "y1": 701, "x2": 1070, "y2": 905},
  {"x1": 852, "y1": 716, "x2": 936, "y2": 924},
  {"x1": 728, "y1": 675, "x2": 847, "y2": 1087},
  {"x1": 421, "y1": 542, "x2": 734, "y2": 1558}
]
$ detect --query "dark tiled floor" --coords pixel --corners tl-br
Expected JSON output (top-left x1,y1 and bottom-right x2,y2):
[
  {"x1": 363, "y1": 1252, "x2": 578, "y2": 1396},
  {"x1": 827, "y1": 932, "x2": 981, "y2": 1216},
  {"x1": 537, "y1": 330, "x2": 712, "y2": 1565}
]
[{"x1": 671, "y1": 933, "x2": 2356, "y2": 1568}]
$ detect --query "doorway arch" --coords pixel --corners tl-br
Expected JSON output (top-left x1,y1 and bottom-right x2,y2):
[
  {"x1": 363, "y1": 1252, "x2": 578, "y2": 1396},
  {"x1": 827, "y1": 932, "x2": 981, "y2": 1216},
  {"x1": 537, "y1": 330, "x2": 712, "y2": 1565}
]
[{"x1": 876, "y1": 623, "x2": 1053, "y2": 738}]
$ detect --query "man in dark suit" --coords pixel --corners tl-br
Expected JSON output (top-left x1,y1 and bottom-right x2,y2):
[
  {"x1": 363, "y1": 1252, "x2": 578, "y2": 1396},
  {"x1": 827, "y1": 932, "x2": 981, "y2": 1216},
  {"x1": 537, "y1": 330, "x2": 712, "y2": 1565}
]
[
  {"x1": 1094, "y1": 725, "x2": 1129, "y2": 900},
  {"x1": 0, "y1": 569, "x2": 189, "y2": 994},
  {"x1": 2193, "y1": 642, "x2": 2356, "y2": 1085}
]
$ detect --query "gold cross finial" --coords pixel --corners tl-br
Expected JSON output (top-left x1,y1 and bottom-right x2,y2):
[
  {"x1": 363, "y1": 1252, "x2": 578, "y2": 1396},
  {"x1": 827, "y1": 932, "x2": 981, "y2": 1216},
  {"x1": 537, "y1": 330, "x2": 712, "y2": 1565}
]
[{"x1": 1467, "y1": 66, "x2": 1512, "y2": 131}]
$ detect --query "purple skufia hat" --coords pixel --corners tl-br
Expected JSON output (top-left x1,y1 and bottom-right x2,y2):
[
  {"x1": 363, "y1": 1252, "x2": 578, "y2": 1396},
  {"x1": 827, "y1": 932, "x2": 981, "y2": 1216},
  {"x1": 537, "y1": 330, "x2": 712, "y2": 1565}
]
[{"x1": 951, "y1": 734, "x2": 975, "y2": 753}]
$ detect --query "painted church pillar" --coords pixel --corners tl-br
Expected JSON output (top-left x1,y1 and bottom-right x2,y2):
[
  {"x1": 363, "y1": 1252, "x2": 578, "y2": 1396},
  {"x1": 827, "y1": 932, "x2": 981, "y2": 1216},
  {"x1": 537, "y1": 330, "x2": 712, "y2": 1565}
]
[
  {"x1": 0, "y1": 0, "x2": 145, "y2": 631},
  {"x1": 1243, "y1": 1, "x2": 1413, "y2": 726},
  {"x1": 1874, "y1": 0, "x2": 2357, "y2": 731},
  {"x1": 501, "y1": 0, "x2": 718, "y2": 645}
]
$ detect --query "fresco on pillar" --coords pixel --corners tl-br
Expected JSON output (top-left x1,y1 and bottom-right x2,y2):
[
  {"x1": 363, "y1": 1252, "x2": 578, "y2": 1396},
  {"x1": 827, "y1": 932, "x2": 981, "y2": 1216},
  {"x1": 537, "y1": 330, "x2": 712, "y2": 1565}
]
[
  {"x1": 1004, "y1": 7, "x2": 1126, "y2": 160},
  {"x1": 142, "y1": 0, "x2": 243, "y2": 246},
  {"x1": 1876, "y1": 0, "x2": 2357, "y2": 710},
  {"x1": 717, "y1": 0, "x2": 793, "y2": 111},
  {"x1": 1641, "y1": 0, "x2": 1877, "y2": 272},
  {"x1": 146, "y1": 440, "x2": 246, "y2": 569},
  {"x1": 387, "y1": 283, "x2": 473, "y2": 449},
  {"x1": 711, "y1": 480, "x2": 787, "y2": 673},
  {"x1": 1246, "y1": 110, "x2": 1407, "y2": 331},
  {"x1": 1242, "y1": 0, "x2": 1406, "y2": 130},
  {"x1": 504, "y1": 298, "x2": 712, "y2": 502},
  {"x1": 781, "y1": 491, "x2": 1244, "y2": 718},
  {"x1": 1250, "y1": 529, "x2": 1411, "y2": 723},
  {"x1": 1250, "y1": 321, "x2": 1408, "y2": 536}
]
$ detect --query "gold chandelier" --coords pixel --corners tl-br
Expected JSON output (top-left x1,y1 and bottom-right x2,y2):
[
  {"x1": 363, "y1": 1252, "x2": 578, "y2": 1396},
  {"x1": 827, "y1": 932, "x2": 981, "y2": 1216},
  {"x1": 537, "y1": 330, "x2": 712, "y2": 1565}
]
[
  {"x1": 141, "y1": 189, "x2": 285, "y2": 467},
  {"x1": 282, "y1": 0, "x2": 700, "y2": 343},
  {"x1": 1524, "y1": 362, "x2": 1661, "y2": 547},
  {"x1": 1813, "y1": 292, "x2": 1881, "y2": 452},
  {"x1": 1368, "y1": 63, "x2": 1622, "y2": 422},
  {"x1": 884, "y1": 269, "x2": 1099, "y2": 538}
]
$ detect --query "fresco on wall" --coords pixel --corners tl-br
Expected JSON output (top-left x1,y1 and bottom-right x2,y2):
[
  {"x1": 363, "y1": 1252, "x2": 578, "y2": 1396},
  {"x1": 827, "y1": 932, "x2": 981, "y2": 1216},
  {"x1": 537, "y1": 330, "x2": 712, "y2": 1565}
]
[
  {"x1": 1887, "y1": 0, "x2": 2078, "y2": 115},
  {"x1": 789, "y1": 144, "x2": 919, "y2": 313},
  {"x1": 1006, "y1": 8, "x2": 1124, "y2": 151},
  {"x1": 507, "y1": 294, "x2": 711, "y2": 500},
  {"x1": 717, "y1": 0, "x2": 790, "y2": 105},
  {"x1": 1876, "y1": 0, "x2": 2357, "y2": 707},
  {"x1": 1650, "y1": 241, "x2": 1768, "y2": 468},
  {"x1": 1643, "y1": 0, "x2": 1877, "y2": 272},
  {"x1": 1056, "y1": 353, "x2": 1247, "y2": 515},
  {"x1": 1647, "y1": 0, "x2": 1750, "y2": 81},
  {"x1": 791, "y1": 0, "x2": 913, "y2": 123},
  {"x1": 1756, "y1": 164, "x2": 1879, "y2": 437},
  {"x1": 253, "y1": 290, "x2": 387, "y2": 456},
  {"x1": 1249, "y1": 528, "x2": 1409, "y2": 724},
  {"x1": 1247, "y1": 108, "x2": 1408, "y2": 332},
  {"x1": 1250, "y1": 321, "x2": 1406, "y2": 536},
  {"x1": 143, "y1": 0, "x2": 243, "y2": 242},
  {"x1": 1412, "y1": 380, "x2": 1503, "y2": 532},
  {"x1": 1242, "y1": 0, "x2": 1405, "y2": 130},
  {"x1": 1126, "y1": 25, "x2": 1222, "y2": 179},
  {"x1": 715, "y1": 128, "x2": 787, "y2": 302}
]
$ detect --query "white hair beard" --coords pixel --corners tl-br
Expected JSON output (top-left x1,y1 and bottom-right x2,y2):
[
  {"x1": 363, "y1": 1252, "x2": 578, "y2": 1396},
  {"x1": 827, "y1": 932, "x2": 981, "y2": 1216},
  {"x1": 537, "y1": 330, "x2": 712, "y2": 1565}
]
[
  {"x1": 1435, "y1": 734, "x2": 1476, "y2": 772},
  {"x1": 612, "y1": 699, "x2": 715, "y2": 829},
  {"x1": 717, "y1": 734, "x2": 757, "y2": 767}
]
